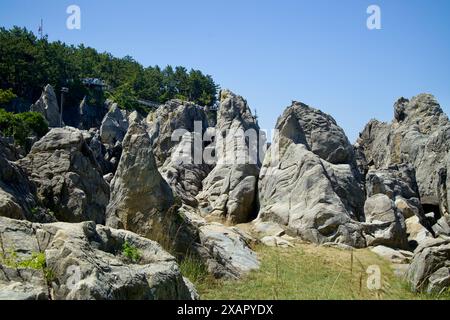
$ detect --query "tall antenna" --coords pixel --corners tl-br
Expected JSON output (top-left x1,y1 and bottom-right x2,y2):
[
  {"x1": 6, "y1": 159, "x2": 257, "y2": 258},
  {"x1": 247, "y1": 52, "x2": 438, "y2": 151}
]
[{"x1": 38, "y1": 19, "x2": 43, "y2": 39}]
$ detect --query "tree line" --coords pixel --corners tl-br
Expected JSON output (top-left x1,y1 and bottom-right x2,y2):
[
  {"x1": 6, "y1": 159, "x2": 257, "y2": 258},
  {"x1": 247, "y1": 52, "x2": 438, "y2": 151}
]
[{"x1": 0, "y1": 26, "x2": 219, "y2": 111}]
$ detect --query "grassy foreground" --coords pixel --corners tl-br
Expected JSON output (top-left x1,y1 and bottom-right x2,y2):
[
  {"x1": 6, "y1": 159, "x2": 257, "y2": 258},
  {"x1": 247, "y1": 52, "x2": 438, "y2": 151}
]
[{"x1": 181, "y1": 243, "x2": 450, "y2": 300}]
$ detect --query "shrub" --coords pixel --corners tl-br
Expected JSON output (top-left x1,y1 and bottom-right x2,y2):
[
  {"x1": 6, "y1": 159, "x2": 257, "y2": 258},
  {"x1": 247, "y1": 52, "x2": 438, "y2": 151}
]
[
  {"x1": 15, "y1": 111, "x2": 49, "y2": 137},
  {"x1": 0, "y1": 109, "x2": 48, "y2": 147},
  {"x1": 0, "y1": 88, "x2": 17, "y2": 106},
  {"x1": 122, "y1": 241, "x2": 141, "y2": 263}
]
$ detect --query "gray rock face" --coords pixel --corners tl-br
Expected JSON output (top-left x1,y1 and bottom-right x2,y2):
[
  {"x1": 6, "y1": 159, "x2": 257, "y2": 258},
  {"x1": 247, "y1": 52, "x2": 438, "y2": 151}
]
[
  {"x1": 407, "y1": 237, "x2": 450, "y2": 293},
  {"x1": 362, "y1": 194, "x2": 408, "y2": 249},
  {"x1": 358, "y1": 94, "x2": 450, "y2": 219},
  {"x1": 0, "y1": 217, "x2": 195, "y2": 300},
  {"x1": 146, "y1": 100, "x2": 212, "y2": 206},
  {"x1": 196, "y1": 90, "x2": 261, "y2": 224},
  {"x1": 0, "y1": 140, "x2": 38, "y2": 221},
  {"x1": 258, "y1": 101, "x2": 366, "y2": 247},
  {"x1": 198, "y1": 223, "x2": 260, "y2": 280},
  {"x1": 100, "y1": 102, "x2": 129, "y2": 145},
  {"x1": 365, "y1": 164, "x2": 426, "y2": 221},
  {"x1": 280, "y1": 101, "x2": 356, "y2": 165},
  {"x1": 106, "y1": 122, "x2": 199, "y2": 257},
  {"x1": 18, "y1": 127, "x2": 109, "y2": 223},
  {"x1": 30, "y1": 84, "x2": 61, "y2": 128}
]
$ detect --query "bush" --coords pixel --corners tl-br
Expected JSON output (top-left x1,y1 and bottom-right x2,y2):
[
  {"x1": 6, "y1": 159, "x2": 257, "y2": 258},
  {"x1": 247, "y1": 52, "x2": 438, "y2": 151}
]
[
  {"x1": 0, "y1": 109, "x2": 48, "y2": 147},
  {"x1": 122, "y1": 241, "x2": 141, "y2": 263},
  {"x1": 0, "y1": 88, "x2": 17, "y2": 106},
  {"x1": 15, "y1": 111, "x2": 49, "y2": 137}
]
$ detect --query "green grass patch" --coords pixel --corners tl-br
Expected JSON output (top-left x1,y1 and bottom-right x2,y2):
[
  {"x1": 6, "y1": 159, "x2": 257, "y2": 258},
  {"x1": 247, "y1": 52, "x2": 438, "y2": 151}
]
[
  {"x1": 180, "y1": 255, "x2": 210, "y2": 284},
  {"x1": 194, "y1": 244, "x2": 450, "y2": 300}
]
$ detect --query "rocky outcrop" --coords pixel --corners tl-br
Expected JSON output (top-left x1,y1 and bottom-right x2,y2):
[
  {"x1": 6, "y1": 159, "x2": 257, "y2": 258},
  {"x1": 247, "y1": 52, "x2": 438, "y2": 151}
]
[
  {"x1": 106, "y1": 122, "x2": 199, "y2": 257},
  {"x1": 362, "y1": 194, "x2": 408, "y2": 249},
  {"x1": 258, "y1": 101, "x2": 366, "y2": 247},
  {"x1": 30, "y1": 84, "x2": 61, "y2": 128},
  {"x1": 407, "y1": 237, "x2": 450, "y2": 294},
  {"x1": 358, "y1": 94, "x2": 450, "y2": 222},
  {"x1": 100, "y1": 102, "x2": 129, "y2": 145},
  {"x1": 198, "y1": 223, "x2": 260, "y2": 279},
  {"x1": 0, "y1": 216, "x2": 195, "y2": 300},
  {"x1": 196, "y1": 90, "x2": 261, "y2": 224},
  {"x1": 0, "y1": 143, "x2": 39, "y2": 221},
  {"x1": 146, "y1": 100, "x2": 212, "y2": 206},
  {"x1": 18, "y1": 127, "x2": 109, "y2": 223}
]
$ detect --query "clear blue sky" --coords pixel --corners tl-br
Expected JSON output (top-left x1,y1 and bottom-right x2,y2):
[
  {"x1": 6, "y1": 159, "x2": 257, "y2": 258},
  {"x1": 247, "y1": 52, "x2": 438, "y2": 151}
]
[{"x1": 1, "y1": 0, "x2": 449, "y2": 142}]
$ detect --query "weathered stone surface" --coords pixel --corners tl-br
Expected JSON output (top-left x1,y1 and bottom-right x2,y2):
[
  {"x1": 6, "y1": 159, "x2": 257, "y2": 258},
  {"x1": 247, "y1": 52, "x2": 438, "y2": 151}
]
[
  {"x1": 146, "y1": 100, "x2": 212, "y2": 206},
  {"x1": 278, "y1": 101, "x2": 356, "y2": 165},
  {"x1": 100, "y1": 102, "x2": 129, "y2": 145},
  {"x1": 0, "y1": 141, "x2": 40, "y2": 221},
  {"x1": 371, "y1": 245, "x2": 413, "y2": 264},
  {"x1": 30, "y1": 84, "x2": 61, "y2": 128},
  {"x1": 407, "y1": 237, "x2": 450, "y2": 293},
  {"x1": 18, "y1": 127, "x2": 109, "y2": 223},
  {"x1": 406, "y1": 215, "x2": 433, "y2": 246},
  {"x1": 258, "y1": 101, "x2": 366, "y2": 247},
  {"x1": 260, "y1": 236, "x2": 294, "y2": 248},
  {"x1": 0, "y1": 217, "x2": 195, "y2": 300},
  {"x1": 106, "y1": 122, "x2": 200, "y2": 258},
  {"x1": 251, "y1": 219, "x2": 286, "y2": 238},
  {"x1": 198, "y1": 223, "x2": 260, "y2": 279},
  {"x1": 362, "y1": 194, "x2": 408, "y2": 249},
  {"x1": 358, "y1": 94, "x2": 450, "y2": 219},
  {"x1": 197, "y1": 90, "x2": 261, "y2": 224}
]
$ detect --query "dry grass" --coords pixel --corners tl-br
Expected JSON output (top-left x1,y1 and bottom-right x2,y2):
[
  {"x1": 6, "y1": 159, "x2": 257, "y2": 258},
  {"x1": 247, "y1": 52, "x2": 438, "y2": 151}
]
[{"x1": 190, "y1": 243, "x2": 450, "y2": 300}]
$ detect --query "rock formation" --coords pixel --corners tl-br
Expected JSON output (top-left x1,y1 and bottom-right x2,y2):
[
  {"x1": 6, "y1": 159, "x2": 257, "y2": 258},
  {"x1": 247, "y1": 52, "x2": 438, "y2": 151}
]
[
  {"x1": 30, "y1": 84, "x2": 61, "y2": 128},
  {"x1": 407, "y1": 237, "x2": 450, "y2": 294},
  {"x1": 100, "y1": 102, "x2": 129, "y2": 145},
  {"x1": 0, "y1": 217, "x2": 195, "y2": 300},
  {"x1": 106, "y1": 122, "x2": 199, "y2": 257},
  {"x1": 358, "y1": 94, "x2": 450, "y2": 223},
  {"x1": 18, "y1": 127, "x2": 109, "y2": 223},
  {"x1": 258, "y1": 101, "x2": 367, "y2": 247},
  {"x1": 196, "y1": 90, "x2": 261, "y2": 224},
  {"x1": 0, "y1": 140, "x2": 39, "y2": 221},
  {"x1": 146, "y1": 100, "x2": 212, "y2": 206}
]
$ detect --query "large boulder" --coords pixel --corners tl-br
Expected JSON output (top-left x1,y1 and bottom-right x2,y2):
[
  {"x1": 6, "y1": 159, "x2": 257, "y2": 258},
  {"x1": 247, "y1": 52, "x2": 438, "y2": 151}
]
[
  {"x1": 407, "y1": 237, "x2": 450, "y2": 294},
  {"x1": 30, "y1": 84, "x2": 61, "y2": 128},
  {"x1": 198, "y1": 223, "x2": 260, "y2": 279},
  {"x1": 196, "y1": 90, "x2": 261, "y2": 224},
  {"x1": 18, "y1": 127, "x2": 109, "y2": 223},
  {"x1": 362, "y1": 194, "x2": 408, "y2": 249},
  {"x1": 106, "y1": 122, "x2": 198, "y2": 257},
  {"x1": 0, "y1": 147, "x2": 37, "y2": 221},
  {"x1": 358, "y1": 94, "x2": 450, "y2": 221},
  {"x1": 146, "y1": 100, "x2": 212, "y2": 206},
  {"x1": 258, "y1": 101, "x2": 366, "y2": 247},
  {"x1": 0, "y1": 217, "x2": 195, "y2": 300},
  {"x1": 100, "y1": 102, "x2": 129, "y2": 145}
]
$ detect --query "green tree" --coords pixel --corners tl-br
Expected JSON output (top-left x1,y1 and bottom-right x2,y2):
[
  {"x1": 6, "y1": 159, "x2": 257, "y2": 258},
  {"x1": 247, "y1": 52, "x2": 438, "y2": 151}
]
[{"x1": 0, "y1": 88, "x2": 17, "y2": 106}]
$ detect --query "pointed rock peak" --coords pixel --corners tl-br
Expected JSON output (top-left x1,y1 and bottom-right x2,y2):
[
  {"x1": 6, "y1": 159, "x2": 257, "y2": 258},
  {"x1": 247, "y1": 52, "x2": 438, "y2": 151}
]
[
  {"x1": 218, "y1": 90, "x2": 256, "y2": 126},
  {"x1": 30, "y1": 84, "x2": 60, "y2": 128},
  {"x1": 43, "y1": 84, "x2": 56, "y2": 95},
  {"x1": 393, "y1": 93, "x2": 446, "y2": 125},
  {"x1": 276, "y1": 100, "x2": 354, "y2": 165}
]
